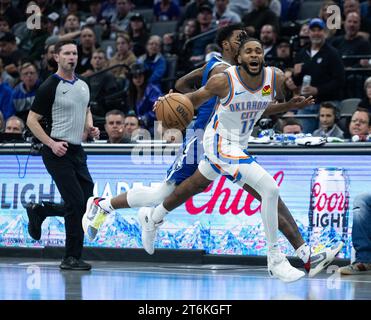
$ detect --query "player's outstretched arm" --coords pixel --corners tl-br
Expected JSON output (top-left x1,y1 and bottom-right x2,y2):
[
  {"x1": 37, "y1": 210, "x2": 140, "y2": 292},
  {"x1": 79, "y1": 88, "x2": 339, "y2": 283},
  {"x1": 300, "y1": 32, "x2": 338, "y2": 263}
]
[
  {"x1": 175, "y1": 66, "x2": 205, "y2": 93},
  {"x1": 263, "y1": 68, "x2": 315, "y2": 116},
  {"x1": 185, "y1": 73, "x2": 229, "y2": 110}
]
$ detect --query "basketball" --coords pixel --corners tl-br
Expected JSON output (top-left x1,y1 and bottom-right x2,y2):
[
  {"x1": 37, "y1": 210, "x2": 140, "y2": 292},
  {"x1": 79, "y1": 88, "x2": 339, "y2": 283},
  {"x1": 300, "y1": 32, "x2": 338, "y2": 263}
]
[{"x1": 155, "y1": 93, "x2": 194, "y2": 131}]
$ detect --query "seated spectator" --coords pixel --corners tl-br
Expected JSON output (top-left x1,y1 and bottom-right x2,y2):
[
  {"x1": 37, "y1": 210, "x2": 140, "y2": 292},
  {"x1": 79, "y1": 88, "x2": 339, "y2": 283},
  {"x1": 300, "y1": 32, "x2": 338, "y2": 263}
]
[
  {"x1": 110, "y1": 0, "x2": 134, "y2": 36},
  {"x1": 104, "y1": 109, "x2": 127, "y2": 143},
  {"x1": 330, "y1": 12, "x2": 371, "y2": 69},
  {"x1": 260, "y1": 24, "x2": 277, "y2": 64},
  {"x1": 128, "y1": 13, "x2": 150, "y2": 58},
  {"x1": 242, "y1": 0, "x2": 280, "y2": 38},
  {"x1": 347, "y1": 108, "x2": 370, "y2": 140},
  {"x1": 274, "y1": 37, "x2": 294, "y2": 70},
  {"x1": 312, "y1": 102, "x2": 344, "y2": 138},
  {"x1": 137, "y1": 35, "x2": 167, "y2": 87},
  {"x1": 126, "y1": 63, "x2": 162, "y2": 136},
  {"x1": 39, "y1": 44, "x2": 58, "y2": 82},
  {"x1": 0, "y1": 15, "x2": 11, "y2": 33},
  {"x1": 213, "y1": 0, "x2": 241, "y2": 27},
  {"x1": 11, "y1": 62, "x2": 40, "y2": 123},
  {"x1": 123, "y1": 112, "x2": 140, "y2": 142},
  {"x1": 338, "y1": 192, "x2": 371, "y2": 275},
  {"x1": 0, "y1": 111, "x2": 4, "y2": 132},
  {"x1": 4, "y1": 115, "x2": 24, "y2": 134},
  {"x1": 86, "y1": 49, "x2": 120, "y2": 119},
  {"x1": 76, "y1": 26, "x2": 97, "y2": 76},
  {"x1": 292, "y1": 18, "x2": 345, "y2": 133},
  {"x1": 189, "y1": 4, "x2": 217, "y2": 64},
  {"x1": 343, "y1": 0, "x2": 370, "y2": 36},
  {"x1": 358, "y1": 76, "x2": 371, "y2": 112},
  {"x1": 162, "y1": 18, "x2": 199, "y2": 72},
  {"x1": 0, "y1": 32, "x2": 26, "y2": 80},
  {"x1": 154, "y1": 0, "x2": 181, "y2": 21},
  {"x1": 0, "y1": 58, "x2": 13, "y2": 120},
  {"x1": 178, "y1": 0, "x2": 213, "y2": 30},
  {"x1": 108, "y1": 33, "x2": 136, "y2": 80},
  {"x1": 281, "y1": 118, "x2": 303, "y2": 134}
]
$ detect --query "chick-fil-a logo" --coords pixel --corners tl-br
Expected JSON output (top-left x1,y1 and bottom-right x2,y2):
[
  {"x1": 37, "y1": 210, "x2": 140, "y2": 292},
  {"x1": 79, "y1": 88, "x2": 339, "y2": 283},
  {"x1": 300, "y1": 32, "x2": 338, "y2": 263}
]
[{"x1": 186, "y1": 171, "x2": 284, "y2": 215}]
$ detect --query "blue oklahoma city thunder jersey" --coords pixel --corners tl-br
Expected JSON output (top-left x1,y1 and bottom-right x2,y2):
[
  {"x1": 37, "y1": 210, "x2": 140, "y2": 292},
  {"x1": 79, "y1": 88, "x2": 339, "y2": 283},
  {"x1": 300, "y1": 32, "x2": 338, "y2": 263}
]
[{"x1": 192, "y1": 56, "x2": 231, "y2": 130}]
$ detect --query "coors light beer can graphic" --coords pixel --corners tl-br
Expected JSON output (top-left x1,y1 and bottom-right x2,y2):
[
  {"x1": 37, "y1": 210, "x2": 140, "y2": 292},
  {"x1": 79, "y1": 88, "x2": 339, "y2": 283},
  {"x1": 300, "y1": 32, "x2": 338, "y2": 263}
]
[{"x1": 308, "y1": 167, "x2": 350, "y2": 251}]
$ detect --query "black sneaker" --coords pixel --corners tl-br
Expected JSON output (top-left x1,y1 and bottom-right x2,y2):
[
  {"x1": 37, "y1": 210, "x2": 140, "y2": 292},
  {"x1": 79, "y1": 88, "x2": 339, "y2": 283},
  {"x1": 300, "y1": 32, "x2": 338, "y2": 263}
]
[
  {"x1": 59, "y1": 257, "x2": 92, "y2": 271},
  {"x1": 26, "y1": 203, "x2": 45, "y2": 240}
]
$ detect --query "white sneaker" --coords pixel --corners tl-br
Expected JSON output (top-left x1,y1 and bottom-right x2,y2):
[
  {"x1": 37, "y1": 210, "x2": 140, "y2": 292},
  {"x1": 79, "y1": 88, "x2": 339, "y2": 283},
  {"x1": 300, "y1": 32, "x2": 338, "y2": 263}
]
[
  {"x1": 306, "y1": 241, "x2": 344, "y2": 277},
  {"x1": 137, "y1": 207, "x2": 163, "y2": 255},
  {"x1": 82, "y1": 197, "x2": 109, "y2": 241},
  {"x1": 268, "y1": 251, "x2": 305, "y2": 282}
]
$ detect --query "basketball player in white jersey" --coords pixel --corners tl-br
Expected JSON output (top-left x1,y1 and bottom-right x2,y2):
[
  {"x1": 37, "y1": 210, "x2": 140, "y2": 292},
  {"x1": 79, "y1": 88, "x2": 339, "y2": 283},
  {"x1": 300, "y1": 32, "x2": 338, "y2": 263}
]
[
  {"x1": 83, "y1": 33, "x2": 343, "y2": 280},
  {"x1": 140, "y1": 37, "x2": 316, "y2": 282}
]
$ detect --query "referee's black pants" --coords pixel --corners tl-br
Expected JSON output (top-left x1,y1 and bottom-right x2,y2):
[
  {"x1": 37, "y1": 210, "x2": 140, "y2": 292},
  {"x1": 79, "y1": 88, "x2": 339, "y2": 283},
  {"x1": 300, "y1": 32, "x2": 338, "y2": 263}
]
[{"x1": 41, "y1": 143, "x2": 94, "y2": 259}]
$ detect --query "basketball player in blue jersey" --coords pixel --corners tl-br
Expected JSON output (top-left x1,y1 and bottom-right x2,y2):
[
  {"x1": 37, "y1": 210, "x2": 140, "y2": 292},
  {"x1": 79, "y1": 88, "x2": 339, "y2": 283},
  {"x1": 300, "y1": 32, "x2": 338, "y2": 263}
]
[{"x1": 83, "y1": 30, "x2": 343, "y2": 280}]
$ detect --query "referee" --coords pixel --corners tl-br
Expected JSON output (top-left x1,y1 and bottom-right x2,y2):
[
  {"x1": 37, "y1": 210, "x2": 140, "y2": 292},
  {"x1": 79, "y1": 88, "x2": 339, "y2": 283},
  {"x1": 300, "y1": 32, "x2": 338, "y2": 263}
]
[{"x1": 26, "y1": 40, "x2": 99, "y2": 270}]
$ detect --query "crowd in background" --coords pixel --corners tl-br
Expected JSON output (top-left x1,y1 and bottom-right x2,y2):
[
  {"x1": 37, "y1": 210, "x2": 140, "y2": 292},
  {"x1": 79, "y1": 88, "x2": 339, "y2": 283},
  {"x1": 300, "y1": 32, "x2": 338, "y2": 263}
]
[{"x1": 0, "y1": 0, "x2": 371, "y2": 143}]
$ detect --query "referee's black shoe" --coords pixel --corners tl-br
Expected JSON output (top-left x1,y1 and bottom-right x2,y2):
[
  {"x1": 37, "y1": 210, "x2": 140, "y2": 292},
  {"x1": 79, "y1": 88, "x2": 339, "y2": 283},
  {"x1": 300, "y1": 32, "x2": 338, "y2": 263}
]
[
  {"x1": 59, "y1": 257, "x2": 92, "y2": 271},
  {"x1": 26, "y1": 203, "x2": 46, "y2": 241}
]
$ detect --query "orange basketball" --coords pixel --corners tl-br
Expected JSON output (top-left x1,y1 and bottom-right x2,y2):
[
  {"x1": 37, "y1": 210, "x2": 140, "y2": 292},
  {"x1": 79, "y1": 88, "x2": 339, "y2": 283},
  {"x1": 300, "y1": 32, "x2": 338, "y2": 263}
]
[{"x1": 155, "y1": 93, "x2": 194, "y2": 131}]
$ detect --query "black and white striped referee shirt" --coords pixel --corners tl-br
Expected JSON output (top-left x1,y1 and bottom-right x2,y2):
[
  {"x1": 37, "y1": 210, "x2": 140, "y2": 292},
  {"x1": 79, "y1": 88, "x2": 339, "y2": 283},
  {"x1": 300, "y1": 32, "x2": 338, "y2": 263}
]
[{"x1": 31, "y1": 74, "x2": 90, "y2": 145}]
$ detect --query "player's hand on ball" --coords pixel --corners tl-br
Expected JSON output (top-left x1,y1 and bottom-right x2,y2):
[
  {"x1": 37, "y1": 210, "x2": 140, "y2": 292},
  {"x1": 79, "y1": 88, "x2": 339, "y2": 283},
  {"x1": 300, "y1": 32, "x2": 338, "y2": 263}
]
[
  {"x1": 288, "y1": 95, "x2": 315, "y2": 109},
  {"x1": 153, "y1": 89, "x2": 173, "y2": 111}
]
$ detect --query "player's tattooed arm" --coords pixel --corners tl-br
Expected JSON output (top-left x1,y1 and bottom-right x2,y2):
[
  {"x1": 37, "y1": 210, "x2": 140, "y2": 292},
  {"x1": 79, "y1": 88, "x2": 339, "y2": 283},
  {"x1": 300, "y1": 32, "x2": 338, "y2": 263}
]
[
  {"x1": 273, "y1": 67, "x2": 286, "y2": 103},
  {"x1": 185, "y1": 73, "x2": 229, "y2": 110},
  {"x1": 175, "y1": 65, "x2": 205, "y2": 93}
]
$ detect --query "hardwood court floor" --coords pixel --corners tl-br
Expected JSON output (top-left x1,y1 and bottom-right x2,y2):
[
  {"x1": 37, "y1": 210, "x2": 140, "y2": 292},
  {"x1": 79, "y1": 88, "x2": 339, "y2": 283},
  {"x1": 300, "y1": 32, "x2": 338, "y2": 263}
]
[{"x1": 0, "y1": 257, "x2": 370, "y2": 300}]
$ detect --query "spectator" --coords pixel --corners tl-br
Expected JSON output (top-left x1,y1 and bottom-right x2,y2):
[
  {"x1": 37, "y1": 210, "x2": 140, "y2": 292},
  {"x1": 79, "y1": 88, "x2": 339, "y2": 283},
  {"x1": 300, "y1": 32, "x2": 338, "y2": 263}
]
[
  {"x1": 213, "y1": 0, "x2": 241, "y2": 27},
  {"x1": 274, "y1": 37, "x2": 294, "y2": 70},
  {"x1": 108, "y1": 33, "x2": 136, "y2": 80},
  {"x1": 39, "y1": 44, "x2": 58, "y2": 82},
  {"x1": 0, "y1": 56, "x2": 13, "y2": 86},
  {"x1": 343, "y1": 0, "x2": 371, "y2": 36},
  {"x1": 162, "y1": 18, "x2": 199, "y2": 72},
  {"x1": 347, "y1": 108, "x2": 370, "y2": 140},
  {"x1": 101, "y1": 0, "x2": 117, "y2": 22},
  {"x1": 123, "y1": 112, "x2": 140, "y2": 142},
  {"x1": 110, "y1": 0, "x2": 134, "y2": 36},
  {"x1": 11, "y1": 62, "x2": 40, "y2": 123},
  {"x1": 312, "y1": 102, "x2": 344, "y2": 138},
  {"x1": 338, "y1": 192, "x2": 371, "y2": 275},
  {"x1": 104, "y1": 109, "x2": 127, "y2": 143},
  {"x1": 178, "y1": 0, "x2": 213, "y2": 30},
  {"x1": 188, "y1": 4, "x2": 216, "y2": 65},
  {"x1": 358, "y1": 77, "x2": 371, "y2": 112},
  {"x1": 292, "y1": 18, "x2": 345, "y2": 133},
  {"x1": 0, "y1": 32, "x2": 26, "y2": 79},
  {"x1": 281, "y1": 118, "x2": 303, "y2": 134},
  {"x1": 4, "y1": 115, "x2": 24, "y2": 134},
  {"x1": 154, "y1": 0, "x2": 181, "y2": 21},
  {"x1": 86, "y1": 0, "x2": 103, "y2": 23},
  {"x1": 0, "y1": 58, "x2": 13, "y2": 120},
  {"x1": 0, "y1": 110, "x2": 4, "y2": 132},
  {"x1": 0, "y1": 15, "x2": 10, "y2": 33},
  {"x1": 319, "y1": 0, "x2": 341, "y2": 39},
  {"x1": 0, "y1": 0, "x2": 21, "y2": 27},
  {"x1": 242, "y1": 0, "x2": 280, "y2": 38},
  {"x1": 137, "y1": 35, "x2": 167, "y2": 87},
  {"x1": 260, "y1": 24, "x2": 277, "y2": 63},
  {"x1": 76, "y1": 26, "x2": 97, "y2": 76},
  {"x1": 330, "y1": 12, "x2": 371, "y2": 69},
  {"x1": 128, "y1": 13, "x2": 150, "y2": 58},
  {"x1": 87, "y1": 49, "x2": 120, "y2": 120},
  {"x1": 126, "y1": 63, "x2": 162, "y2": 136}
]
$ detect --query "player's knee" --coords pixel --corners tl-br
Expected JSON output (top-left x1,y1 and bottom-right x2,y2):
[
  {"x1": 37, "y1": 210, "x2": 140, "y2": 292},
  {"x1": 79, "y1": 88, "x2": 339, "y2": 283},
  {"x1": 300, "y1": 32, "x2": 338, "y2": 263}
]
[{"x1": 264, "y1": 179, "x2": 279, "y2": 200}]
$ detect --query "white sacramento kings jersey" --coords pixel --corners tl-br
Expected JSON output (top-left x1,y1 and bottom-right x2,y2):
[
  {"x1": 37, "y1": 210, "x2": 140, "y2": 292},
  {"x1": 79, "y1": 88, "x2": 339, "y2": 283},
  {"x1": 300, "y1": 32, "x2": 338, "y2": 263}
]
[{"x1": 209, "y1": 65, "x2": 276, "y2": 146}]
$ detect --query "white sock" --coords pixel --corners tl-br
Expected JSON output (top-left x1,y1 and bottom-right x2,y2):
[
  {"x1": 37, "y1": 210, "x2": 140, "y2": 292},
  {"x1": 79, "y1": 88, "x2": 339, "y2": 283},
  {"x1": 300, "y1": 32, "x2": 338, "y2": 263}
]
[
  {"x1": 151, "y1": 203, "x2": 168, "y2": 223},
  {"x1": 296, "y1": 243, "x2": 311, "y2": 263},
  {"x1": 268, "y1": 243, "x2": 280, "y2": 255},
  {"x1": 97, "y1": 198, "x2": 114, "y2": 213}
]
